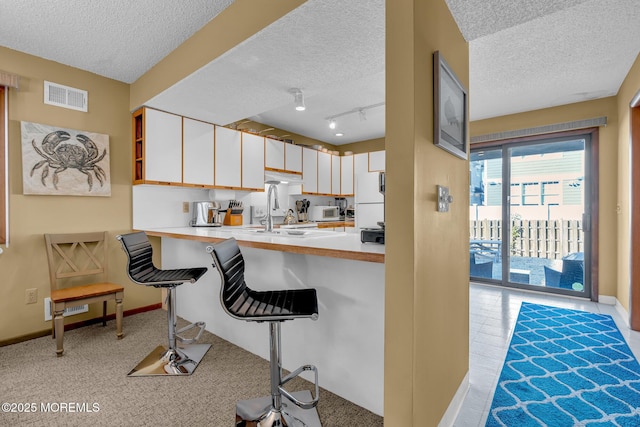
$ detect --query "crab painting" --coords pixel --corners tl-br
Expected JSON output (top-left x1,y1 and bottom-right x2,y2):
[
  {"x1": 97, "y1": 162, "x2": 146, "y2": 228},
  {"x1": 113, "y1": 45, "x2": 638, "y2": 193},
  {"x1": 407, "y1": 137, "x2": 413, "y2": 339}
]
[{"x1": 30, "y1": 130, "x2": 107, "y2": 191}]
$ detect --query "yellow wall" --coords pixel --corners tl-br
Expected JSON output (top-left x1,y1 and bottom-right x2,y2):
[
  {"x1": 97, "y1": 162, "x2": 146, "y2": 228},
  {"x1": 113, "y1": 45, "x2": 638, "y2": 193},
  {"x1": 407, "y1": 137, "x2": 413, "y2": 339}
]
[
  {"x1": 339, "y1": 137, "x2": 386, "y2": 154},
  {"x1": 616, "y1": 53, "x2": 640, "y2": 312},
  {"x1": 471, "y1": 98, "x2": 619, "y2": 300},
  {"x1": 385, "y1": 0, "x2": 469, "y2": 424},
  {"x1": 231, "y1": 119, "x2": 338, "y2": 151},
  {"x1": 0, "y1": 46, "x2": 159, "y2": 342}
]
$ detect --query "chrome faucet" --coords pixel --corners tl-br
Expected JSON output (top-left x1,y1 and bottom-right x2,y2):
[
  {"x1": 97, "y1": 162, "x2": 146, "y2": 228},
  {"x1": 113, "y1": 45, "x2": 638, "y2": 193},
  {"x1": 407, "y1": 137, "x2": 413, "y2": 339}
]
[{"x1": 266, "y1": 182, "x2": 280, "y2": 232}]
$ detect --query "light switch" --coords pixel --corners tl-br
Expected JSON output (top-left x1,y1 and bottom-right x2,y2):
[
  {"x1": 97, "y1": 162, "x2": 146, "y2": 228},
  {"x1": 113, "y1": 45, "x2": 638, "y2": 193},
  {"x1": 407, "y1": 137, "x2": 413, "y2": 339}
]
[{"x1": 437, "y1": 185, "x2": 453, "y2": 212}]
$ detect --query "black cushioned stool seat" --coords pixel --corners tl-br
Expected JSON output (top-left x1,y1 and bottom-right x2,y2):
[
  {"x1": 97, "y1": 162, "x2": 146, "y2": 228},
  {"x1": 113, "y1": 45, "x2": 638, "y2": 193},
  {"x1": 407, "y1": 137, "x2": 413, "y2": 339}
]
[
  {"x1": 117, "y1": 231, "x2": 210, "y2": 376},
  {"x1": 207, "y1": 237, "x2": 321, "y2": 427}
]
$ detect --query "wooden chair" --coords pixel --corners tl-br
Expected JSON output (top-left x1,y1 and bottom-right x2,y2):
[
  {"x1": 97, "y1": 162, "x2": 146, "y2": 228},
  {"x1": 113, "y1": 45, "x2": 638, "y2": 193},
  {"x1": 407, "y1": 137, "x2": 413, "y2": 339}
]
[{"x1": 44, "y1": 231, "x2": 124, "y2": 356}]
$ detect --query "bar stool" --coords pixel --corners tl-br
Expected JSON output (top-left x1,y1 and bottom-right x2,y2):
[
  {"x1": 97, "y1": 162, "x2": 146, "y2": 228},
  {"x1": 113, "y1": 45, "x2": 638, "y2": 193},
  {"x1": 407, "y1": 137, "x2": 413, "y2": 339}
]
[
  {"x1": 207, "y1": 237, "x2": 321, "y2": 427},
  {"x1": 117, "y1": 231, "x2": 210, "y2": 376}
]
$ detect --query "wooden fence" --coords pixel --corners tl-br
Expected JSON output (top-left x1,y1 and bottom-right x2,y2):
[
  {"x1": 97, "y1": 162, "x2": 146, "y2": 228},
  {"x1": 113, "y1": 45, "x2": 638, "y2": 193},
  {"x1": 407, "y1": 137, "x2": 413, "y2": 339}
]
[{"x1": 470, "y1": 219, "x2": 583, "y2": 260}]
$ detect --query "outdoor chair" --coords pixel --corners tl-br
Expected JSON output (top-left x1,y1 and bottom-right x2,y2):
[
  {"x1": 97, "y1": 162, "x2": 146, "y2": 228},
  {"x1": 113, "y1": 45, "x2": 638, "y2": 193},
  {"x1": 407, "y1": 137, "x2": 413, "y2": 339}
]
[
  {"x1": 470, "y1": 253, "x2": 493, "y2": 279},
  {"x1": 544, "y1": 259, "x2": 584, "y2": 290}
]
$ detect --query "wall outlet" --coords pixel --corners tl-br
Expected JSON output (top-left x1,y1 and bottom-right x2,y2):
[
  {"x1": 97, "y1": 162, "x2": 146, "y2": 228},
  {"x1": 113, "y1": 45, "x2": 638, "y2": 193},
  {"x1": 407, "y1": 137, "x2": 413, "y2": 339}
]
[
  {"x1": 26, "y1": 288, "x2": 37, "y2": 304},
  {"x1": 182, "y1": 201, "x2": 190, "y2": 213}
]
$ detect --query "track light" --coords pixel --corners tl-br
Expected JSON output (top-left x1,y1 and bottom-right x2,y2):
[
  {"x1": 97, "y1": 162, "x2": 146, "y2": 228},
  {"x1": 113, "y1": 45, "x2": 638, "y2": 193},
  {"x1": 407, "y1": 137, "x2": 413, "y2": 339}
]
[
  {"x1": 324, "y1": 102, "x2": 384, "y2": 131},
  {"x1": 290, "y1": 88, "x2": 305, "y2": 111}
]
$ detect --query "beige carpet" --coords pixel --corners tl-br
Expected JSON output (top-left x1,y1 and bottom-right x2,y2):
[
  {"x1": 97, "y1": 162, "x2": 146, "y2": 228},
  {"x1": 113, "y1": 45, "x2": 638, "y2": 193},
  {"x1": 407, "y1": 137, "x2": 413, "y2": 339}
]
[{"x1": 0, "y1": 309, "x2": 383, "y2": 426}]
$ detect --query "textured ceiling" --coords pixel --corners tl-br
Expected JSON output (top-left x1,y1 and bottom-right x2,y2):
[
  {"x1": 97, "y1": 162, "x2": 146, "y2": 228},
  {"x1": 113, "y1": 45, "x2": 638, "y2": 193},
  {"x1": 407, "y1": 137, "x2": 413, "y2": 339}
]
[
  {"x1": 0, "y1": 0, "x2": 638, "y2": 144},
  {"x1": 0, "y1": 0, "x2": 233, "y2": 83},
  {"x1": 462, "y1": 0, "x2": 640, "y2": 120},
  {"x1": 145, "y1": 0, "x2": 385, "y2": 144}
]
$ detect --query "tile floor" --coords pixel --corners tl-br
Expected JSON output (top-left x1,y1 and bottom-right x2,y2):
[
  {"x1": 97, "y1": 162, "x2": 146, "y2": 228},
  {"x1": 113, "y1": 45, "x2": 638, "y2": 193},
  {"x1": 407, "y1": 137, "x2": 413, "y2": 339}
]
[{"x1": 453, "y1": 282, "x2": 640, "y2": 426}]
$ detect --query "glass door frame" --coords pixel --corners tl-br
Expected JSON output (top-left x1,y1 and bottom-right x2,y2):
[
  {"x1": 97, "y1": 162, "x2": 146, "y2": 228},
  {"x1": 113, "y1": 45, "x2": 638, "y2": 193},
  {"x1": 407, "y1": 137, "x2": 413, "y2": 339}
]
[{"x1": 471, "y1": 128, "x2": 599, "y2": 301}]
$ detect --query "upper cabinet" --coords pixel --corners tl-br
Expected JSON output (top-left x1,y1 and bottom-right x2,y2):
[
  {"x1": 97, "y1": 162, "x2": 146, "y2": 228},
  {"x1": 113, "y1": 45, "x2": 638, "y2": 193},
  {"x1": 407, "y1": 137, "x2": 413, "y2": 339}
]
[
  {"x1": 302, "y1": 147, "x2": 318, "y2": 194},
  {"x1": 354, "y1": 152, "x2": 369, "y2": 178},
  {"x1": 341, "y1": 155, "x2": 354, "y2": 196},
  {"x1": 331, "y1": 155, "x2": 341, "y2": 195},
  {"x1": 183, "y1": 118, "x2": 215, "y2": 187},
  {"x1": 317, "y1": 151, "x2": 332, "y2": 195},
  {"x1": 285, "y1": 143, "x2": 303, "y2": 173},
  {"x1": 132, "y1": 109, "x2": 378, "y2": 195},
  {"x1": 132, "y1": 107, "x2": 183, "y2": 185},
  {"x1": 265, "y1": 137, "x2": 303, "y2": 176},
  {"x1": 265, "y1": 137, "x2": 285, "y2": 171},
  {"x1": 369, "y1": 150, "x2": 385, "y2": 172},
  {"x1": 215, "y1": 126, "x2": 242, "y2": 189},
  {"x1": 242, "y1": 133, "x2": 265, "y2": 191},
  {"x1": 132, "y1": 109, "x2": 144, "y2": 184}
]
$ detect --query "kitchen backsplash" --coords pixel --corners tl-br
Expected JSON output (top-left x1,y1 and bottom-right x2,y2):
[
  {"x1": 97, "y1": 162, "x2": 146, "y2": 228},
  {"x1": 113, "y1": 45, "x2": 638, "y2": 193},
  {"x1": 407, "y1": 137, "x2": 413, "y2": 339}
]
[{"x1": 132, "y1": 184, "x2": 353, "y2": 229}]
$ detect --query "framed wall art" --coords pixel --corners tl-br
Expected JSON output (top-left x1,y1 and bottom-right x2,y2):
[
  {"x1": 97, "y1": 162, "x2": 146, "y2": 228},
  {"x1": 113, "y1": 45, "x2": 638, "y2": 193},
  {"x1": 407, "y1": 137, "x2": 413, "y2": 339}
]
[
  {"x1": 433, "y1": 51, "x2": 468, "y2": 160},
  {"x1": 21, "y1": 121, "x2": 111, "y2": 196}
]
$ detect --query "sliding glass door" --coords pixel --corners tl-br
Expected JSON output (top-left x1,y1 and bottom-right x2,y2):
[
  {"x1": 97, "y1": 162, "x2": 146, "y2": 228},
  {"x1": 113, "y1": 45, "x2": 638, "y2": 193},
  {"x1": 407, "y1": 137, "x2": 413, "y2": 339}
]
[{"x1": 470, "y1": 134, "x2": 591, "y2": 298}]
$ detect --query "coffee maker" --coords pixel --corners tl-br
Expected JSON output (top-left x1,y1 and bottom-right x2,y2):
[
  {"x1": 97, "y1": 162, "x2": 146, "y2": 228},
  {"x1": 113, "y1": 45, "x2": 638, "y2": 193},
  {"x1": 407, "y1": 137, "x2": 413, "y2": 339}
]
[
  {"x1": 191, "y1": 201, "x2": 222, "y2": 226},
  {"x1": 334, "y1": 197, "x2": 347, "y2": 219}
]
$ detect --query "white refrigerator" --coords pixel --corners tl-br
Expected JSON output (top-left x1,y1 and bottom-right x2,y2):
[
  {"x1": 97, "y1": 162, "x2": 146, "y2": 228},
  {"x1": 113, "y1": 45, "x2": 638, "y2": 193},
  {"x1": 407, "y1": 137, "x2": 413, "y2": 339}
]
[{"x1": 355, "y1": 171, "x2": 384, "y2": 229}]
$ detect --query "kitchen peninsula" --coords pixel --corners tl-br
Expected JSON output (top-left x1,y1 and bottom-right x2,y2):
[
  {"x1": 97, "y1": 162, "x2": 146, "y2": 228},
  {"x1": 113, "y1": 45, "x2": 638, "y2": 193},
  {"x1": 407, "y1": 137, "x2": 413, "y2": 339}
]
[{"x1": 143, "y1": 226, "x2": 385, "y2": 415}]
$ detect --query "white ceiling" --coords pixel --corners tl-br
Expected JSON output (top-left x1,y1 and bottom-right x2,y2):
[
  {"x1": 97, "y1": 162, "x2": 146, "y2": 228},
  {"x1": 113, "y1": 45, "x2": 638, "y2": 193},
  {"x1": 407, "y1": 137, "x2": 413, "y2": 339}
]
[{"x1": 0, "y1": 0, "x2": 638, "y2": 145}]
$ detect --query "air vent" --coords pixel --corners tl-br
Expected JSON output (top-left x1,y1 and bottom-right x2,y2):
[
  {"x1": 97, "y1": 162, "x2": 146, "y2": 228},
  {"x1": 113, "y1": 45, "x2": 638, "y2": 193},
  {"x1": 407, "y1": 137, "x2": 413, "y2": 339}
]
[
  {"x1": 44, "y1": 81, "x2": 88, "y2": 112},
  {"x1": 44, "y1": 297, "x2": 89, "y2": 321}
]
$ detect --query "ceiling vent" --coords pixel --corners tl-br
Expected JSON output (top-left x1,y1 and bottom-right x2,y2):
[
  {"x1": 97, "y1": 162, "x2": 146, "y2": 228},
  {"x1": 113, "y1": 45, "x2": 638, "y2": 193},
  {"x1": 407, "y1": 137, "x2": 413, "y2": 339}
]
[{"x1": 44, "y1": 81, "x2": 88, "y2": 112}]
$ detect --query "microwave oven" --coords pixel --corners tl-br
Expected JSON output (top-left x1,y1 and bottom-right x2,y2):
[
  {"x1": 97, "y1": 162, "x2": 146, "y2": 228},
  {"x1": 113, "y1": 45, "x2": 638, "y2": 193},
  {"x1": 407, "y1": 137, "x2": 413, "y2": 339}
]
[{"x1": 309, "y1": 206, "x2": 340, "y2": 222}]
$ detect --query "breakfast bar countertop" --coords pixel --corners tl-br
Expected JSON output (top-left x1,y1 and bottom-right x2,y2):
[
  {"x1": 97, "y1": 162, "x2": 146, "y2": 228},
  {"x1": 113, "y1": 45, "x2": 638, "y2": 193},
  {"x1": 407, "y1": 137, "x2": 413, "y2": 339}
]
[{"x1": 141, "y1": 226, "x2": 385, "y2": 263}]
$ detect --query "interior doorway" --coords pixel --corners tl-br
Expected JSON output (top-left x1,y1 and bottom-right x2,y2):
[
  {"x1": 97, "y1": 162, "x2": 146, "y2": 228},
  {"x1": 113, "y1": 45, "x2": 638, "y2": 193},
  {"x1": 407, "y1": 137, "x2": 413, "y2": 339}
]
[{"x1": 469, "y1": 129, "x2": 599, "y2": 300}]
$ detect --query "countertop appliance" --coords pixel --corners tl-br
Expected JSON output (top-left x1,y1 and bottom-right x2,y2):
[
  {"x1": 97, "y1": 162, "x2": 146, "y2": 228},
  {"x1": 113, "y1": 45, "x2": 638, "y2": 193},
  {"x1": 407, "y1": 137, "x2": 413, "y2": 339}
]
[
  {"x1": 335, "y1": 197, "x2": 347, "y2": 218},
  {"x1": 361, "y1": 228, "x2": 385, "y2": 244},
  {"x1": 191, "y1": 201, "x2": 222, "y2": 227},
  {"x1": 309, "y1": 205, "x2": 340, "y2": 222}
]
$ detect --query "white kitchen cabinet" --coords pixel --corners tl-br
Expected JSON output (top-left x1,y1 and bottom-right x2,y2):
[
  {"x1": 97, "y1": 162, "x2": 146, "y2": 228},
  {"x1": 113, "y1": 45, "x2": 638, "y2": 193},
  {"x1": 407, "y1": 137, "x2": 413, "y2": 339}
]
[
  {"x1": 215, "y1": 126, "x2": 242, "y2": 188},
  {"x1": 183, "y1": 118, "x2": 214, "y2": 186},
  {"x1": 302, "y1": 147, "x2": 318, "y2": 194},
  {"x1": 317, "y1": 151, "x2": 332, "y2": 195},
  {"x1": 331, "y1": 155, "x2": 341, "y2": 195},
  {"x1": 144, "y1": 108, "x2": 183, "y2": 184},
  {"x1": 285, "y1": 143, "x2": 303, "y2": 173},
  {"x1": 242, "y1": 133, "x2": 265, "y2": 191},
  {"x1": 265, "y1": 137, "x2": 285, "y2": 170},
  {"x1": 369, "y1": 150, "x2": 386, "y2": 172},
  {"x1": 354, "y1": 152, "x2": 369, "y2": 178},
  {"x1": 341, "y1": 155, "x2": 354, "y2": 195}
]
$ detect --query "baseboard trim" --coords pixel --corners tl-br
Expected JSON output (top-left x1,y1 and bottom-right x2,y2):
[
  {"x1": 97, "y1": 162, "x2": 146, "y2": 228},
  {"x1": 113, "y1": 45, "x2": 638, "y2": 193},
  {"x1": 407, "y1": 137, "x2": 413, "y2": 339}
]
[
  {"x1": 0, "y1": 303, "x2": 162, "y2": 347},
  {"x1": 614, "y1": 299, "x2": 631, "y2": 329},
  {"x1": 438, "y1": 371, "x2": 470, "y2": 427},
  {"x1": 598, "y1": 295, "x2": 616, "y2": 305}
]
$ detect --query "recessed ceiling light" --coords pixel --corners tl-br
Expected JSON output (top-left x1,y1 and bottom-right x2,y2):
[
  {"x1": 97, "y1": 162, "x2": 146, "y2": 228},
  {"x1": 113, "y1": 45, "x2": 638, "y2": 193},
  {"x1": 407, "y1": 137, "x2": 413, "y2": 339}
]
[{"x1": 336, "y1": 133, "x2": 344, "y2": 137}]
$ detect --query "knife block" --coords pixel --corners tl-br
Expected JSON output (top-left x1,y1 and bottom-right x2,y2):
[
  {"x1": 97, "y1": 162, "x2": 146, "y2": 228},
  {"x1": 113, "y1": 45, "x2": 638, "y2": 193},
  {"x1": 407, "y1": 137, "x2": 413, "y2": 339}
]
[{"x1": 223, "y1": 211, "x2": 243, "y2": 226}]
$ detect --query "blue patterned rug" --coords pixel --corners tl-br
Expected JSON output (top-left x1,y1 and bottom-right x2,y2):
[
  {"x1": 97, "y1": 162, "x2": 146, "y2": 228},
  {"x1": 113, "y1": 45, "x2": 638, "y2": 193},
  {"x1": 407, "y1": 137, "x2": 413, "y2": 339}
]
[{"x1": 486, "y1": 302, "x2": 640, "y2": 426}]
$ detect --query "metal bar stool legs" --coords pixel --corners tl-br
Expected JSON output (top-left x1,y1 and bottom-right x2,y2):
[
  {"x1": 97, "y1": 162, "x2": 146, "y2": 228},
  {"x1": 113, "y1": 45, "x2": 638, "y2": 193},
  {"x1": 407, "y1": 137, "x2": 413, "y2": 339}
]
[
  {"x1": 128, "y1": 286, "x2": 210, "y2": 376},
  {"x1": 237, "y1": 321, "x2": 320, "y2": 427},
  {"x1": 117, "y1": 231, "x2": 210, "y2": 377}
]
